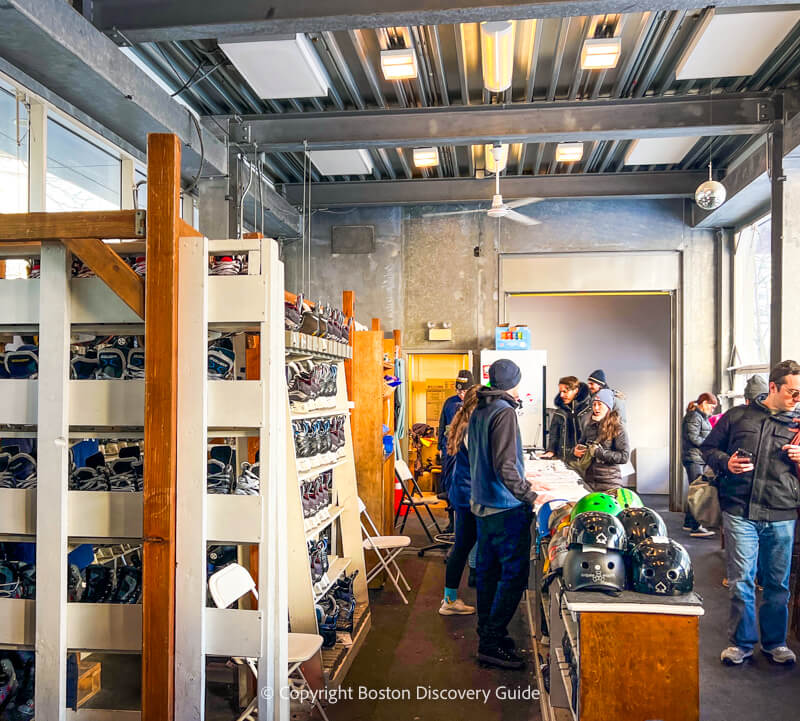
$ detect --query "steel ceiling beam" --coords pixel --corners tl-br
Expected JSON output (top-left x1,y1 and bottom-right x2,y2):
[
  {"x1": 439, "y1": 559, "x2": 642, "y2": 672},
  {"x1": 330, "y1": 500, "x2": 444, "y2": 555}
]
[
  {"x1": 91, "y1": 0, "x2": 798, "y2": 43},
  {"x1": 0, "y1": 0, "x2": 227, "y2": 179},
  {"x1": 280, "y1": 170, "x2": 708, "y2": 207},
  {"x1": 224, "y1": 93, "x2": 774, "y2": 152}
]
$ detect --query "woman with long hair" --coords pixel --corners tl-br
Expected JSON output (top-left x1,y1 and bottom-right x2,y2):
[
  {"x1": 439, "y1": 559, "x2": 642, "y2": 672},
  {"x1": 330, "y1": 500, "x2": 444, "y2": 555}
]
[
  {"x1": 439, "y1": 385, "x2": 480, "y2": 616},
  {"x1": 680, "y1": 392, "x2": 717, "y2": 538},
  {"x1": 574, "y1": 388, "x2": 629, "y2": 493}
]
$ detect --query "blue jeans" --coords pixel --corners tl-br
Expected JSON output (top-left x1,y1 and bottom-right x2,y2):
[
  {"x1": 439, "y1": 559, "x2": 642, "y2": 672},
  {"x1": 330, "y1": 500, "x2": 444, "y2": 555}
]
[
  {"x1": 722, "y1": 511, "x2": 796, "y2": 651},
  {"x1": 475, "y1": 505, "x2": 532, "y2": 647}
]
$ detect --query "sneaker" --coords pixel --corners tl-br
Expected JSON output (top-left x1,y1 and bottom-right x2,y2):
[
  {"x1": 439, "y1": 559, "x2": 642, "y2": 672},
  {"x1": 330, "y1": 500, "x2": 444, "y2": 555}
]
[
  {"x1": 762, "y1": 646, "x2": 796, "y2": 664},
  {"x1": 478, "y1": 644, "x2": 525, "y2": 670},
  {"x1": 721, "y1": 646, "x2": 753, "y2": 665},
  {"x1": 439, "y1": 598, "x2": 476, "y2": 616},
  {"x1": 690, "y1": 526, "x2": 715, "y2": 538}
]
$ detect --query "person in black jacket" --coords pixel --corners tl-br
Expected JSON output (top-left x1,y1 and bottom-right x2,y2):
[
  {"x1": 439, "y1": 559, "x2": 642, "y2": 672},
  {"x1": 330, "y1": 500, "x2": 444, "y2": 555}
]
[
  {"x1": 574, "y1": 388, "x2": 629, "y2": 492},
  {"x1": 468, "y1": 359, "x2": 537, "y2": 670},
  {"x1": 680, "y1": 392, "x2": 717, "y2": 538},
  {"x1": 542, "y1": 376, "x2": 592, "y2": 460},
  {"x1": 701, "y1": 359, "x2": 800, "y2": 667}
]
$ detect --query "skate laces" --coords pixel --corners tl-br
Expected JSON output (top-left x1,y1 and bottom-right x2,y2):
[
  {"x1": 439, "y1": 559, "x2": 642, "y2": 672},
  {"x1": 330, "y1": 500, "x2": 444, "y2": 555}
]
[
  {"x1": 208, "y1": 345, "x2": 235, "y2": 380},
  {"x1": 126, "y1": 349, "x2": 145, "y2": 379},
  {"x1": 210, "y1": 255, "x2": 244, "y2": 276},
  {"x1": 130, "y1": 256, "x2": 147, "y2": 277},
  {"x1": 0, "y1": 562, "x2": 21, "y2": 599},
  {"x1": 0, "y1": 453, "x2": 14, "y2": 489},
  {"x1": 235, "y1": 462, "x2": 260, "y2": 495},
  {"x1": 8, "y1": 453, "x2": 37, "y2": 490}
]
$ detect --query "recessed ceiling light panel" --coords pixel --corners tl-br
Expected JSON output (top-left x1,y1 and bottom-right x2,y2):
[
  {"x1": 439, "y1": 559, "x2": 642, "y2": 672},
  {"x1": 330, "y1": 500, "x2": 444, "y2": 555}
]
[
  {"x1": 380, "y1": 48, "x2": 418, "y2": 80},
  {"x1": 555, "y1": 142, "x2": 584, "y2": 163},
  {"x1": 220, "y1": 34, "x2": 330, "y2": 99},
  {"x1": 413, "y1": 147, "x2": 439, "y2": 168},
  {"x1": 676, "y1": 9, "x2": 800, "y2": 79},
  {"x1": 309, "y1": 149, "x2": 374, "y2": 176},
  {"x1": 624, "y1": 136, "x2": 701, "y2": 166},
  {"x1": 581, "y1": 37, "x2": 622, "y2": 69}
]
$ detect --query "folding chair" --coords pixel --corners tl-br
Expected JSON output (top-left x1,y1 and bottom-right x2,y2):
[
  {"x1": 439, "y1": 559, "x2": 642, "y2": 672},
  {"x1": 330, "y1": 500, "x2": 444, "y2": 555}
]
[
  {"x1": 394, "y1": 459, "x2": 450, "y2": 556},
  {"x1": 208, "y1": 563, "x2": 329, "y2": 721},
  {"x1": 359, "y1": 497, "x2": 412, "y2": 604}
]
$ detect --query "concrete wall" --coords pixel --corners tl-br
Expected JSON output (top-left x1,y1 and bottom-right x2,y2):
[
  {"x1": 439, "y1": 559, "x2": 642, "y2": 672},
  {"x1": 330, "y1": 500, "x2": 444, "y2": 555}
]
[{"x1": 283, "y1": 199, "x2": 717, "y2": 403}]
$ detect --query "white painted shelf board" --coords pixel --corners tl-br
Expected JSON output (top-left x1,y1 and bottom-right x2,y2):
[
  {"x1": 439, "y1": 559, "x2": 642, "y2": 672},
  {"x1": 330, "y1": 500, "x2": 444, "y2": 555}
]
[
  {"x1": 290, "y1": 405, "x2": 352, "y2": 420},
  {"x1": 204, "y1": 607, "x2": 262, "y2": 658},
  {"x1": 68, "y1": 491, "x2": 143, "y2": 540},
  {"x1": 67, "y1": 603, "x2": 142, "y2": 652},
  {"x1": 0, "y1": 488, "x2": 36, "y2": 536},
  {"x1": 0, "y1": 598, "x2": 35, "y2": 647},
  {"x1": 304, "y1": 505, "x2": 345, "y2": 541},
  {"x1": 297, "y1": 458, "x2": 348, "y2": 481},
  {"x1": 207, "y1": 494, "x2": 262, "y2": 543}
]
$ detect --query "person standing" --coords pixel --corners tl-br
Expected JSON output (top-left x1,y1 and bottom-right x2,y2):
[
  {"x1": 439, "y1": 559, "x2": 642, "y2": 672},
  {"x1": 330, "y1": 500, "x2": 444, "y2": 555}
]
[
  {"x1": 437, "y1": 370, "x2": 474, "y2": 531},
  {"x1": 701, "y1": 359, "x2": 800, "y2": 666},
  {"x1": 574, "y1": 389, "x2": 629, "y2": 493},
  {"x1": 542, "y1": 376, "x2": 592, "y2": 461},
  {"x1": 439, "y1": 385, "x2": 480, "y2": 616},
  {"x1": 681, "y1": 393, "x2": 717, "y2": 538},
  {"x1": 469, "y1": 359, "x2": 537, "y2": 669},
  {"x1": 586, "y1": 368, "x2": 627, "y2": 423}
]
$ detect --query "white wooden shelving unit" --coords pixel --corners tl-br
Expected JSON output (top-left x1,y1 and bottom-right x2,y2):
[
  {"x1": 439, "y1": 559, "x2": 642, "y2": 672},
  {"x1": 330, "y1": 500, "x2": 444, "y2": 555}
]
[
  {"x1": 0, "y1": 236, "x2": 288, "y2": 720},
  {"x1": 284, "y1": 350, "x2": 371, "y2": 687}
]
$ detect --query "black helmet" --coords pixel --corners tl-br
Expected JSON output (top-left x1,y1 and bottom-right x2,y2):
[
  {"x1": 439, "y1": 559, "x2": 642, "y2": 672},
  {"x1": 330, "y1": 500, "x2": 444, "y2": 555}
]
[
  {"x1": 563, "y1": 548, "x2": 627, "y2": 593},
  {"x1": 568, "y1": 511, "x2": 627, "y2": 551},
  {"x1": 631, "y1": 537, "x2": 693, "y2": 595},
  {"x1": 618, "y1": 507, "x2": 667, "y2": 552}
]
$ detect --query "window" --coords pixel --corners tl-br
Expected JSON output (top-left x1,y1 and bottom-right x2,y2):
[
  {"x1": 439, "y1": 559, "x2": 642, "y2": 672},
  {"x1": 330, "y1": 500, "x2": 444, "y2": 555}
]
[
  {"x1": 733, "y1": 215, "x2": 771, "y2": 367},
  {"x1": 134, "y1": 167, "x2": 147, "y2": 209},
  {"x1": 46, "y1": 116, "x2": 121, "y2": 211},
  {"x1": 0, "y1": 79, "x2": 28, "y2": 213}
]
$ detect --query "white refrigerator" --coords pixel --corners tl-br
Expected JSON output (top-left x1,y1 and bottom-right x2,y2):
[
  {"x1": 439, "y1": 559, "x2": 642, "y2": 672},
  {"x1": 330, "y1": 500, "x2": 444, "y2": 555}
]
[{"x1": 479, "y1": 349, "x2": 547, "y2": 449}]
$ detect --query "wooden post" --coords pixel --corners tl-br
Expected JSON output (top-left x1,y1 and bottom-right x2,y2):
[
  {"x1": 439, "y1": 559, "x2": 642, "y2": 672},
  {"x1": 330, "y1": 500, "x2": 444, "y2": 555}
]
[
  {"x1": 143, "y1": 133, "x2": 182, "y2": 721},
  {"x1": 343, "y1": 290, "x2": 355, "y2": 399},
  {"x1": 34, "y1": 242, "x2": 71, "y2": 721}
]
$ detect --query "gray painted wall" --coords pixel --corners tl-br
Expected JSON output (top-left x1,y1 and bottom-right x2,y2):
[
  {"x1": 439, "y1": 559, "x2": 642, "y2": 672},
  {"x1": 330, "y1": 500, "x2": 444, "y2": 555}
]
[{"x1": 283, "y1": 199, "x2": 715, "y2": 395}]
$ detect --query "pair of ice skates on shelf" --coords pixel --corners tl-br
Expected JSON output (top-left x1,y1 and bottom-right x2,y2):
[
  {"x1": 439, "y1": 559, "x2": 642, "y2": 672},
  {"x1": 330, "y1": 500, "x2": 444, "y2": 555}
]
[
  {"x1": 0, "y1": 452, "x2": 37, "y2": 490},
  {"x1": 302, "y1": 470, "x2": 334, "y2": 533},
  {"x1": 69, "y1": 447, "x2": 142, "y2": 493},
  {"x1": 292, "y1": 416, "x2": 346, "y2": 472},
  {"x1": 314, "y1": 570, "x2": 359, "y2": 648},
  {"x1": 287, "y1": 361, "x2": 338, "y2": 413},
  {"x1": 206, "y1": 445, "x2": 260, "y2": 495}
]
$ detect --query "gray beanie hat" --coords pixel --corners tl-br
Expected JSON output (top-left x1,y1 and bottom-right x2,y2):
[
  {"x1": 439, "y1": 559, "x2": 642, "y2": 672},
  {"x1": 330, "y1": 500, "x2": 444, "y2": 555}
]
[{"x1": 744, "y1": 375, "x2": 768, "y2": 401}]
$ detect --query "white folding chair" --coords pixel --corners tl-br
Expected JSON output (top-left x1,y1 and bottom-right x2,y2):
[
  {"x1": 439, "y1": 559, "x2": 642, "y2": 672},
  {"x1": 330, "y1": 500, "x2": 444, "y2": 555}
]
[
  {"x1": 208, "y1": 563, "x2": 329, "y2": 721},
  {"x1": 360, "y1": 497, "x2": 412, "y2": 604}
]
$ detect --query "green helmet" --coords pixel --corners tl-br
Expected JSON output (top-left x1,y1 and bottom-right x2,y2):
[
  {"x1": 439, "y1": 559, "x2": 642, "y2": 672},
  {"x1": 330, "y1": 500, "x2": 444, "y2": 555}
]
[
  {"x1": 570, "y1": 492, "x2": 622, "y2": 520},
  {"x1": 615, "y1": 488, "x2": 643, "y2": 510}
]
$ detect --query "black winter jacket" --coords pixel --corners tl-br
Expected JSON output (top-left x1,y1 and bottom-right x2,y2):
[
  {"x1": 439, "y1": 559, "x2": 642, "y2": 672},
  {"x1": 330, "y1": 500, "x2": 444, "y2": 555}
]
[
  {"x1": 681, "y1": 408, "x2": 712, "y2": 464},
  {"x1": 547, "y1": 383, "x2": 592, "y2": 460},
  {"x1": 700, "y1": 400, "x2": 800, "y2": 521},
  {"x1": 580, "y1": 417, "x2": 630, "y2": 492}
]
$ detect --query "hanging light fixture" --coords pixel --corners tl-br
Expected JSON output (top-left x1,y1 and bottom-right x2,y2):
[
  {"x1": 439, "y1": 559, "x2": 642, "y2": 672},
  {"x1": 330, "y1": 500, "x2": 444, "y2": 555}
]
[
  {"x1": 484, "y1": 143, "x2": 509, "y2": 174},
  {"x1": 480, "y1": 21, "x2": 515, "y2": 92},
  {"x1": 695, "y1": 162, "x2": 726, "y2": 210}
]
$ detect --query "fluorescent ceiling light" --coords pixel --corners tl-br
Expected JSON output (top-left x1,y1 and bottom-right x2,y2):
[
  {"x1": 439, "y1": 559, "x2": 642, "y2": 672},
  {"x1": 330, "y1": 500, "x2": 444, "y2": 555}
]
[
  {"x1": 484, "y1": 144, "x2": 509, "y2": 173},
  {"x1": 309, "y1": 149, "x2": 374, "y2": 176},
  {"x1": 581, "y1": 37, "x2": 622, "y2": 70},
  {"x1": 413, "y1": 147, "x2": 439, "y2": 168},
  {"x1": 624, "y1": 136, "x2": 701, "y2": 166},
  {"x1": 480, "y1": 21, "x2": 515, "y2": 92},
  {"x1": 380, "y1": 48, "x2": 418, "y2": 80},
  {"x1": 675, "y1": 9, "x2": 800, "y2": 79},
  {"x1": 555, "y1": 142, "x2": 583, "y2": 163},
  {"x1": 220, "y1": 34, "x2": 329, "y2": 99}
]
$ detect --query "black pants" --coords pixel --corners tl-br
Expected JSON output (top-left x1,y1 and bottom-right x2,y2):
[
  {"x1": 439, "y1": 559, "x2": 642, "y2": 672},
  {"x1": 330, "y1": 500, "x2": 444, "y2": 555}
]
[
  {"x1": 475, "y1": 505, "x2": 532, "y2": 648},
  {"x1": 683, "y1": 461, "x2": 704, "y2": 530},
  {"x1": 445, "y1": 507, "x2": 477, "y2": 590}
]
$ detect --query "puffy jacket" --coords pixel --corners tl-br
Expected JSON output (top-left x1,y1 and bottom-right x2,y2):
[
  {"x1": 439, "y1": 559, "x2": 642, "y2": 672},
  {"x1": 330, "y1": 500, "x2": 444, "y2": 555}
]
[
  {"x1": 681, "y1": 408, "x2": 712, "y2": 464},
  {"x1": 437, "y1": 394, "x2": 462, "y2": 490},
  {"x1": 547, "y1": 383, "x2": 592, "y2": 460},
  {"x1": 701, "y1": 400, "x2": 800, "y2": 522},
  {"x1": 468, "y1": 387, "x2": 536, "y2": 509},
  {"x1": 580, "y1": 417, "x2": 630, "y2": 492}
]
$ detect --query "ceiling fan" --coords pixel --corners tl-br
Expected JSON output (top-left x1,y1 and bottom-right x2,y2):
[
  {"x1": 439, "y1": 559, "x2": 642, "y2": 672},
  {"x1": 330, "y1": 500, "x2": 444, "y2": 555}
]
[{"x1": 423, "y1": 145, "x2": 542, "y2": 226}]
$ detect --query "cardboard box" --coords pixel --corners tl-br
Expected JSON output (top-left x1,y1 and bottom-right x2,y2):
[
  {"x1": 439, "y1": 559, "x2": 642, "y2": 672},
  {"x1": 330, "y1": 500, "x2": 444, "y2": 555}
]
[{"x1": 495, "y1": 324, "x2": 531, "y2": 350}]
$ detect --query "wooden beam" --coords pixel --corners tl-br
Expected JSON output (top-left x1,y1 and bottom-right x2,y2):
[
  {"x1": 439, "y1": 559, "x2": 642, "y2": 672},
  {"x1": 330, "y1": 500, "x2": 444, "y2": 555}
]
[
  {"x1": 0, "y1": 210, "x2": 144, "y2": 241},
  {"x1": 179, "y1": 219, "x2": 203, "y2": 238},
  {"x1": 61, "y1": 238, "x2": 145, "y2": 318},
  {"x1": 343, "y1": 290, "x2": 355, "y2": 400},
  {"x1": 143, "y1": 134, "x2": 181, "y2": 721}
]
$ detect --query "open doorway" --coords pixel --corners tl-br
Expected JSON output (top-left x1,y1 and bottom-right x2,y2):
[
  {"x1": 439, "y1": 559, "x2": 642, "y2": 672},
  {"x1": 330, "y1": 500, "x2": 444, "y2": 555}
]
[
  {"x1": 405, "y1": 352, "x2": 472, "y2": 491},
  {"x1": 506, "y1": 292, "x2": 673, "y2": 495}
]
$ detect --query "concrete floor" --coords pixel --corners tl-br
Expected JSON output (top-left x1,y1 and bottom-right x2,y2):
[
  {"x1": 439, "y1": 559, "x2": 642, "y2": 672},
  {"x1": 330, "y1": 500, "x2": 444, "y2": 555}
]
[{"x1": 83, "y1": 499, "x2": 800, "y2": 721}]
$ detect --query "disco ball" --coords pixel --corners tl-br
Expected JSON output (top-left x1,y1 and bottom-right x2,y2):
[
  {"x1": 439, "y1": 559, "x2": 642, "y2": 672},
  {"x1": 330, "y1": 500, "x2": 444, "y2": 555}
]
[{"x1": 695, "y1": 179, "x2": 726, "y2": 210}]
